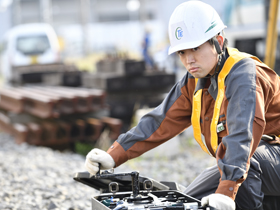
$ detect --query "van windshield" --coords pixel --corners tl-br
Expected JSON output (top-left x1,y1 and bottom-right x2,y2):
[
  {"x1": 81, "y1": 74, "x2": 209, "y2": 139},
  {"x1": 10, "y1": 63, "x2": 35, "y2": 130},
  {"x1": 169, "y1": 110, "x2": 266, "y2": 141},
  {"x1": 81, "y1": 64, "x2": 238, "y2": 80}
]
[{"x1": 16, "y1": 34, "x2": 51, "y2": 55}]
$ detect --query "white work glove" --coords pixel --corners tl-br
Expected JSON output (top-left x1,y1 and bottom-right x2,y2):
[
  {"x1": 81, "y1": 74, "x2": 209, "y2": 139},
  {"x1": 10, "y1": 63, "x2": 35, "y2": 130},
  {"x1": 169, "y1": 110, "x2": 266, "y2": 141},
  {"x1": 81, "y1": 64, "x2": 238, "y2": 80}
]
[
  {"x1": 85, "y1": 148, "x2": 115, "y2": 175},
  {"x1": 201, "y1": 193, "x2": 235, "y2": 210}
]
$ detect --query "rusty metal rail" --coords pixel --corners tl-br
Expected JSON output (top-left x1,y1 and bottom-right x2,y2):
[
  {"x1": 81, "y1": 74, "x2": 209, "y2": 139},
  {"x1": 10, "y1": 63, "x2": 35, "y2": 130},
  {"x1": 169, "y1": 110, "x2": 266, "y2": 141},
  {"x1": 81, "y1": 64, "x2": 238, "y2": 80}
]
[
  {"x1": 85, "y1": 118, "x2": 104, "y2": 141},
  {"x1": 10, "y1": 87, "x2": 61, "y2": 118},
  {"x1": 0, "y1": 111, "x2": 122, "y2": 148},
  {"x1": 22, "y1": 87, "x2": 76, "y2": 115},
  {"x1": 101, "y1": 117, "x2": 123, "y2": 140},
  {"x1": 0, "y1": 86, "x2": 123, "y2": 148},
  {"x1": 0, "y1": 89, "x2": 25, "y2": 113},
  {"x1": 0, "y1": 86, "x2": 106, "y2": 118},
  {"x1": 51, "y1": 86, "x2": 107, "y2": 112}
]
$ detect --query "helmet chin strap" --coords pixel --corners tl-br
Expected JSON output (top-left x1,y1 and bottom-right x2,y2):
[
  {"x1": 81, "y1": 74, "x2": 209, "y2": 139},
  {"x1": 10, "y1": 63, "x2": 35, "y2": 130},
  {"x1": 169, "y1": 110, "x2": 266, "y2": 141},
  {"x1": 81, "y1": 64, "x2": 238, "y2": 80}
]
[
  {"x1": 204, "y1": 37, "x2": 227, "y2": 78},
  {"x1": 214, "y1": 37, "x2": 222, "y2": 55},
  {"x1": 208, "y1": 37, "x2": 224, "y2": 78}
]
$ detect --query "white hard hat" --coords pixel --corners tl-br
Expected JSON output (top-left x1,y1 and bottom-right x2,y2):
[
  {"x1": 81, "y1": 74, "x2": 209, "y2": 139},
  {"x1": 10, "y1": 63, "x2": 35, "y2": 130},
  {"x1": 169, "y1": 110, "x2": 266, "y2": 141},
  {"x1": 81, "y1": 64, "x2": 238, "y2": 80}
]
[{"x1": 168, "y1": 0, "x2": 227, "y2": 55}]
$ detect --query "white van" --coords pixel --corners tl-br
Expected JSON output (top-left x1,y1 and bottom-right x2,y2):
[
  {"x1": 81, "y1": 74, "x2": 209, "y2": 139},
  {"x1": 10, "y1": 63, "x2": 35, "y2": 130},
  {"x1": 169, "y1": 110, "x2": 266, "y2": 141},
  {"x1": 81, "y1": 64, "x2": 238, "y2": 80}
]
[{"x1": 0, "y1": 23, "x2": 61, "y2": 85}]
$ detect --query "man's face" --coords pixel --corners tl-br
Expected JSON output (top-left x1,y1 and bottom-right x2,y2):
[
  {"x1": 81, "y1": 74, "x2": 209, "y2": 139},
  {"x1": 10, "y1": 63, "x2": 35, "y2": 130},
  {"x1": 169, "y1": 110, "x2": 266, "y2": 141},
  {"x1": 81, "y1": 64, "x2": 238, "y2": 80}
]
[{"x1": 177, "y1": 41, "x2": 218, "y2": 78}]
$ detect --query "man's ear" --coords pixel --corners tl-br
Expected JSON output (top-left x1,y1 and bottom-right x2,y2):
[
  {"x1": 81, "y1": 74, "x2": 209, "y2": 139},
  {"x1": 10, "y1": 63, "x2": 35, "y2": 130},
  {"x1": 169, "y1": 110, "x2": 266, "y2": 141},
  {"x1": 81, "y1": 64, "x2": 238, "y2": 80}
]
[{"x1": 216, "y1": 35, "x2": 224, "y2": 51}]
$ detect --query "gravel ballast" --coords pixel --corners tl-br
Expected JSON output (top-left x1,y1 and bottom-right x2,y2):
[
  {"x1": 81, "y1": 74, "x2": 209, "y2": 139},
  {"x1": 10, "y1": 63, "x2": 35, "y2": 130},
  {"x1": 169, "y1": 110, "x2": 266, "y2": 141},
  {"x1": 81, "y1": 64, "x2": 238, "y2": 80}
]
[{"x1": 0, "y1": 132, "x2": 216, "y2": 210}]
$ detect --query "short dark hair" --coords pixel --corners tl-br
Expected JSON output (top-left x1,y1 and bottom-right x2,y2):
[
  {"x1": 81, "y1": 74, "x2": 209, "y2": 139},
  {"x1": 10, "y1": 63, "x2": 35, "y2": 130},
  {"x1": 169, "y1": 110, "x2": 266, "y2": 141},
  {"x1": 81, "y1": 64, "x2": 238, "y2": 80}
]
[{"x1": 208, "y1": 37, "x2": 216, "y2": 46}]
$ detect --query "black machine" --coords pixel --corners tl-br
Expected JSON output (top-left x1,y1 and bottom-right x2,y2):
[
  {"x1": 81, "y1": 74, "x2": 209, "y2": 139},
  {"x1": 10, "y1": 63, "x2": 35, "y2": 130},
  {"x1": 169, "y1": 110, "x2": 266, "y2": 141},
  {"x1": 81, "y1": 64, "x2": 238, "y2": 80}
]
[{"x1": 74, "y1": 170, "x2": 217, "y2": 210}]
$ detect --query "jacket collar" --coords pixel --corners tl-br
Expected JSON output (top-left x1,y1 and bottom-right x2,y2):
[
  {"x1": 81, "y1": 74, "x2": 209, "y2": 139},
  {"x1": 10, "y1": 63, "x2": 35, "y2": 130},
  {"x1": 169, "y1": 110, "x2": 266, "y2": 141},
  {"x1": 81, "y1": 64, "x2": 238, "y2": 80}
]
[{"x1": 194, "y1": 48, "x2": 229, "y2": 100}]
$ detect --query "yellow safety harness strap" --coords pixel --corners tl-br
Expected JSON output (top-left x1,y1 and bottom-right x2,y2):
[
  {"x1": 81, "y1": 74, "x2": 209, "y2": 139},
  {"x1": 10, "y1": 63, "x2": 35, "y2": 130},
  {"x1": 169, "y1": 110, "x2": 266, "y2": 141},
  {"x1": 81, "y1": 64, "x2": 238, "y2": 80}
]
[{"x1": 191, "y1": 85, "x2": 210, "y2": 154}]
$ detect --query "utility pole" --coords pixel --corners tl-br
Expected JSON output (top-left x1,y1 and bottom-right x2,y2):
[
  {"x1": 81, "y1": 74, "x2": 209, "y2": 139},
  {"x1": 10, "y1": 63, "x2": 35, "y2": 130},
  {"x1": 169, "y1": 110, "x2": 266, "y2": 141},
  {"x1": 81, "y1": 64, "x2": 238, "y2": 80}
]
[
  {"x1": 40, "y1": 0, "x2": 52, "y2": 25},
  {"x1": 264, "y1": 0, "x2": 279, "y2": 69},
  {"x1": 12, "y1": 0, "x2": 21, "y2": 26},
  {"x1": 80, "y1": 0, "x2": 91, "y2": 56}
]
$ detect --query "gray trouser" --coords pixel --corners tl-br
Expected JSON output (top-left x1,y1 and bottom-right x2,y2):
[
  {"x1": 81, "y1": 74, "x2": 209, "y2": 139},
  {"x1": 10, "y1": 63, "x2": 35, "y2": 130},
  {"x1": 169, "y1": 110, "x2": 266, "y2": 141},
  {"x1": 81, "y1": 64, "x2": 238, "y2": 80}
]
[{"x1": 184, "y1": 140, "x2": 280, "y2": 210}]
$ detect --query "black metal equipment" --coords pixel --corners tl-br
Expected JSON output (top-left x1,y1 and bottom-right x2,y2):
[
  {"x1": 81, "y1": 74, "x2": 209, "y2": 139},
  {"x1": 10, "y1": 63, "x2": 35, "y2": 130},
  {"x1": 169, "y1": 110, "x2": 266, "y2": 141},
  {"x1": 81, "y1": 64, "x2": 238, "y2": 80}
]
[{"x1": 73, "y1": 170, "x2": 218, "y2": 210}]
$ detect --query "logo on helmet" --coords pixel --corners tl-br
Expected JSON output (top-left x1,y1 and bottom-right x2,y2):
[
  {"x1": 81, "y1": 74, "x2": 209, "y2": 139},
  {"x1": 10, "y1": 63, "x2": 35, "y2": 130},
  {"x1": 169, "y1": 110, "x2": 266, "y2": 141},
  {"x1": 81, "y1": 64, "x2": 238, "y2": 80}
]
[
  {"x1": 205, "y1": 21, "x2": 217, "y2": 33},
  {"x1": 175, "y1": 27, "x2": 183, "y2": 40}
]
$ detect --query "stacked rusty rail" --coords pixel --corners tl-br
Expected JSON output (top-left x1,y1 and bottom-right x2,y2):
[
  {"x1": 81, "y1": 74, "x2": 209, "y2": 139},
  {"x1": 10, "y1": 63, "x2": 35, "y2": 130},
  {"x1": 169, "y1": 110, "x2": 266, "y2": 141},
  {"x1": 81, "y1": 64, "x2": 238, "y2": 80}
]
[
  {"x1": 0, "y1": 86, "x2": 122, "y2": 148},
  {"x1": 0, "y1": 86, "x2": 106, "y2": 118}
]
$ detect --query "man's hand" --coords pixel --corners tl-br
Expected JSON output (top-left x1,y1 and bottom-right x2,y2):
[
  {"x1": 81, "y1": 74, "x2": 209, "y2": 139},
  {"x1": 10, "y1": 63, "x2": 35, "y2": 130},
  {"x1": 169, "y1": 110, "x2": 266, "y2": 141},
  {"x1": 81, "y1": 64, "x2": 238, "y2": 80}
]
[
  {"x1": 201, "y1": 193, "x2": 235, "y2": 210},
  {"x1": 85, "y1": 148, "x2": 115, "y2": 175}
]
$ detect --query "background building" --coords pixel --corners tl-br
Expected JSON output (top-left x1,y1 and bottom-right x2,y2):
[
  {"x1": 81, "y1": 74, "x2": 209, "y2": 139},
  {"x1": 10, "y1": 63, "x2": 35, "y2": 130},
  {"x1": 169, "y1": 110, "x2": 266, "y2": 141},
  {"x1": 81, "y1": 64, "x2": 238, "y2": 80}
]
[
  {"x1": 0, "y1": 0, "x2": 226, "y2": 57},
  {"x1": 0, "y1": 0, "x2": 279, "y2": 72}
]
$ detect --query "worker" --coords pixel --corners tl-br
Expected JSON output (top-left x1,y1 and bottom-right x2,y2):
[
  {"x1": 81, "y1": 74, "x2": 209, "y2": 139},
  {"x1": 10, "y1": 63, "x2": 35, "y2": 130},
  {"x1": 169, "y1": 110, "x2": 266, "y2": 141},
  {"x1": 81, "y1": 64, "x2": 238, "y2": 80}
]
[
  {"x1": 85, "y1": 1, "x2": 280, "y2": 210},
  {"x1": 142, "y1": 28, "x2": 155, "y2": 70}
]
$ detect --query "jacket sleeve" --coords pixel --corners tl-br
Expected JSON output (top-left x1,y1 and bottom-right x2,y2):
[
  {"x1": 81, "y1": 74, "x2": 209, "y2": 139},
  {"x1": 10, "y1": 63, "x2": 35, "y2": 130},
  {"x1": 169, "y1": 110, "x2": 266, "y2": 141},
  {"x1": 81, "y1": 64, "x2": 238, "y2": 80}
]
[
  {"x1": 215, "y1": 58, "x2": 266, "y2": 199},
  {"x1": 107, "y1": 74, "x2": 193, "y2": 167}
]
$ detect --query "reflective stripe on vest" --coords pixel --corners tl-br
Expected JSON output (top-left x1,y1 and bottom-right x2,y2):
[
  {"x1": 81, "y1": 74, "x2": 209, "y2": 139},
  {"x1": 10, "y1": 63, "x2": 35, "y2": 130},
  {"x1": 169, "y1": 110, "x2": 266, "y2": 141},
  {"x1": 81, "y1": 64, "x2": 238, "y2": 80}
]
[{"x1": 191, "y1": 47, "x2": 262, "y2": 156}]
